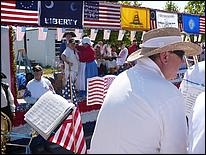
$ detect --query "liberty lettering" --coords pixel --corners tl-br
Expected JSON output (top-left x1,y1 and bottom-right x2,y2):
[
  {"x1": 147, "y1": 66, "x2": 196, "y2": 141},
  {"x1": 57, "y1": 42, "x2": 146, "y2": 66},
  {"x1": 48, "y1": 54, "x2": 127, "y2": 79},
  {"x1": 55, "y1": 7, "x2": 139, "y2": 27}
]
[{"x1": 44, "y1": 18, "x2": 78, "y2": 26}]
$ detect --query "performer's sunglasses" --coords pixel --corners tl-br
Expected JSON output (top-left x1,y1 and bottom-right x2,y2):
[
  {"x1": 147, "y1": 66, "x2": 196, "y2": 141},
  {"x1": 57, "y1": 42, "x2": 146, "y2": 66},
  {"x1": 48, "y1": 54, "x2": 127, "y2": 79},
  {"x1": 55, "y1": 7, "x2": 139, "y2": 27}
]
[{"x1": 170, "y1": 50, "x2": 185, "y2": 60}]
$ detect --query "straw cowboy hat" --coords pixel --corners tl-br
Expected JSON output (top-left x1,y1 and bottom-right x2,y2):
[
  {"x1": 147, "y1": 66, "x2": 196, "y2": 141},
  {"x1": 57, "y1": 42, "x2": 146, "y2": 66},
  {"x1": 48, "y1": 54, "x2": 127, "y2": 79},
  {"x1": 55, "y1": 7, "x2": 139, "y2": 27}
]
[{"x1": 127, "y1": 27, "x2": 201, "y2": 62}]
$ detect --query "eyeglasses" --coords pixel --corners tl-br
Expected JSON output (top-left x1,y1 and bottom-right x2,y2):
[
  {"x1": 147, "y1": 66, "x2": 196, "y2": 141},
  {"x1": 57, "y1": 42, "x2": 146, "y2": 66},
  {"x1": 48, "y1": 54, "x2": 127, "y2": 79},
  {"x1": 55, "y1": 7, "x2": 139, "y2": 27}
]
[{"x1": 170, "y1": 50, "x2": 185, "y2": 60}]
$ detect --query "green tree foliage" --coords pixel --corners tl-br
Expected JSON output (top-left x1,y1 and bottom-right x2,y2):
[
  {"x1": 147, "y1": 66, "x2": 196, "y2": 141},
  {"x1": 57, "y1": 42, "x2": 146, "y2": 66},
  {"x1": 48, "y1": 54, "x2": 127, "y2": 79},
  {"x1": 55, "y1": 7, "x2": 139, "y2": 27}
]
[
  {"x1": 163, "y1": 1, "x2": 180, "y2": 12},
  {"x1": 117, "y1": 1, "x2": 142, "y2": 7},
  {"x1": 184, "y1": 1, "x2": 205, "y2": 15}
]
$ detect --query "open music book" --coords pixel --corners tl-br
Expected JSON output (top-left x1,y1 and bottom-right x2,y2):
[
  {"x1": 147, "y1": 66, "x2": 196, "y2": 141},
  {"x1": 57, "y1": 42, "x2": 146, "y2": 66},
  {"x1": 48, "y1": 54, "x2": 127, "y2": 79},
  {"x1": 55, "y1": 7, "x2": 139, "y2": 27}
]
[{"x1": 24, "y1": 91, "x2": 74, "y2": 140}]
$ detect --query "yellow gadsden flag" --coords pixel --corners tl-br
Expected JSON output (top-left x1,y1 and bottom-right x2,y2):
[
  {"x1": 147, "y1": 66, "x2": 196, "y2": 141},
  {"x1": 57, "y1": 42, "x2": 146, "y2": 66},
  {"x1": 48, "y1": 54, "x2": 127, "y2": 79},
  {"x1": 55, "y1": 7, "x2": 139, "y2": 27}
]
[{"x1": 121, "y1": 6, "x2": 150, "y2": 31}]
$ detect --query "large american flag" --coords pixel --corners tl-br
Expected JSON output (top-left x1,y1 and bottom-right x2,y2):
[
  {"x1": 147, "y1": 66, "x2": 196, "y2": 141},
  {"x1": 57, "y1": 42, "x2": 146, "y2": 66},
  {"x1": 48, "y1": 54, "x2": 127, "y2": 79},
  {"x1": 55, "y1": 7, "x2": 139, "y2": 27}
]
[
  {"x1": 83, "y1": 1, "x2": 121, "y2": 29},
  {"x1": 1, "y1": 1, "x2": 38, "y2": 26},
  {"x1": 87, "y1": 75, "x2": 116, "y2": 106},
  {"x1": 150, "y1": 9, "x2": 157, "y2": 29},
  {"x1": 49, "y1": 79, "x2": 86, "y2": 154},
  {"x1": 199, "y1": 16, "x2": 205, "y2": 34}
]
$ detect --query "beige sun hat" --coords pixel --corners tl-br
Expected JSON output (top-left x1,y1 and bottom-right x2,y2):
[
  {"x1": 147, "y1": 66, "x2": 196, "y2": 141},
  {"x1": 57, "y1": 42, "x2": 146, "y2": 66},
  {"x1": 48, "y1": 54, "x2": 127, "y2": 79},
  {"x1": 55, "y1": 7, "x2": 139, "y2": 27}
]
[{"x1": 127, "y1": 27, "x2": 201, "y2": 62}]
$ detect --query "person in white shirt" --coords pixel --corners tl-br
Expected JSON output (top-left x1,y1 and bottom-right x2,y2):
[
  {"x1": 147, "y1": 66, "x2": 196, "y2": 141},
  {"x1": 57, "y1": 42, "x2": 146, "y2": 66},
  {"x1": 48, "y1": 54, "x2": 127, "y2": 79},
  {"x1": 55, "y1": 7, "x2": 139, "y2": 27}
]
[
  {"x1": 89, "y1": 27, "x2": 201, "y2": 154},
  {"x1": 24, "y1": 65, "x2": 55, "y2": 104},
  {"x1": 116, "y1": 42, "x2": 128, "y2": 73},
  {"x1": 61, "y1": 38, "x2": 79, "y2": 84},
  {"x1": 1, "y1": 72, "x2": 16, "y2": 122},
  {"x1": 179, "y1": 61, "x2": 205, "y2": 153},
  {"x1": 188, "y1": 92, "x2": 205, "y2": 154}
]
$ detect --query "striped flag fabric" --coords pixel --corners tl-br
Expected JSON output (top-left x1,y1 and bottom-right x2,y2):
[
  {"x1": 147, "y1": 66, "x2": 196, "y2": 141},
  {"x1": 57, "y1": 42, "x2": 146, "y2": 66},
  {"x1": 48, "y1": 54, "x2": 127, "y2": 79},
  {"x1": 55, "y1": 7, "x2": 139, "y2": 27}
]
[
  {"x1": 103, "y1": 29, "x2": 111, "y2": 40},
  {"x1": 16, "y1": 26, "x2": 26, "y2": 41},
  {"x1": 150, "y1": 9, "x2": 157, "y2": 29},
  {"x1": 83, "y1": 1, "x2": 121, "y2": 29},
  {"x1": 199, "y1": 16, "x2": 205, "y2": 34},
  {"x1": 87, "y1": 75, "x2": 116, "y2": 106},
  {"x1": 90, "y1": 29, "x2": 98, "y2": 41},
  {"x1": 57, "y1": 28, "x2": 65, "y2": 41},
  {"x1": 118, "y1": 30, "x2": 126, "y2": 41},
  {"x1": 130, "y1": 31, "x2": 136, "y2": 41},
  {"x1": 1, "y1": 1, "x2": 38, "y2": 26},
  {"x1": 49, "y1": 79, "x2": 86, "y2": 154},
  {"x1": 38, "y1": 27, "x2": 48, "y2": 40}
]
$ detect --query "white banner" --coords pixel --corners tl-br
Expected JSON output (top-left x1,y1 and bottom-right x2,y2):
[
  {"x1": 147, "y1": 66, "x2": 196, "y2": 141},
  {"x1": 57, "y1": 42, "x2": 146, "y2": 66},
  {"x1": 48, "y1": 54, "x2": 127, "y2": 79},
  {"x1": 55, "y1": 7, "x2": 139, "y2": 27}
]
[
  {"x1": 130, "y1": 31, "x2": 136, "y2": 41},
  {"x1": 75, "y1": 29, "x2": 83, "y2": 39},
  {"x1": 16, "y1": 26, "x2": 26, "y2": 41},
  {"x1": 156, "y1": 10, "x2": 178, "y2": 29},
  {"x1": 90, "y1": 29, "x2": 98, "y2": 41},
  {"x1": 118, "y1": 30, "x2": 125, "y2": 41},
  {"x1": 57, "y1": 28, "x2": 65, "y2": 41},
  {"x1": 38, "y1": 27, "x2": 48, "y2": 40},
  {"x1": 103, "y1": 29, "x2": 111, "y2": 40}
]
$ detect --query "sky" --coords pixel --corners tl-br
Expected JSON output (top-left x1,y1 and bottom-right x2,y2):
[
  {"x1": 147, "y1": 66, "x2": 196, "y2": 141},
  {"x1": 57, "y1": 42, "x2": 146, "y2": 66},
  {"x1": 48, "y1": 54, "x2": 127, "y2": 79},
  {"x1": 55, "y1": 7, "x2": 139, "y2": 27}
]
[{"x1": 138, "y1": 1, "x2": 189, "y2": 12}]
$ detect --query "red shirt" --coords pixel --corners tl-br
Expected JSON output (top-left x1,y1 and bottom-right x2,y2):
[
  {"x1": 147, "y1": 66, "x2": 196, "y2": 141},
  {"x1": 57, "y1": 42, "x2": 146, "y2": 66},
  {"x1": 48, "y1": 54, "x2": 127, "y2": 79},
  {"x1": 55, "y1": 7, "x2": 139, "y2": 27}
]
[
  {"x1": 128, "y1": 44, "x2": 138, "y2": 56},
  {"x1": 76, "y1": 45, "x2": 96, "y2": 62}
]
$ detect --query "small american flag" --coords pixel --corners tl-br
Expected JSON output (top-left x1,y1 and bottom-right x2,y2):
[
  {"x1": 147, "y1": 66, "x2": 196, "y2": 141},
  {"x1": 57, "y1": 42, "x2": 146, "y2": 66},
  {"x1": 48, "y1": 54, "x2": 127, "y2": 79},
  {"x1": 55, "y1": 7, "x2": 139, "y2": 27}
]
[
  {"x1": 38, "y1": 27, "x2": 48, "y2": 40},
  {"x1": 16, "y1": 26, "x2": 26, "y2": 41},
  {"x1": 57, "y1": 28, "x2": 65, "y2": 41},
  {"x1": 150, "y1": 9, "x2": 157, "y2": 30},
  {"x1": 199, "y1": 16, "x2": 205, "y2": 34},
  {"x1": 87, "y1": 75, "x2": 116, "y2": 106},
  {"x1": 83, "y1": 1, "x2": 121, "y2": 29},
  {"x1": 1, "y1": 1, "x2": 38, "y2": 26},
  {"x1": 49, "y1": 79, "x2": 86, "y2": 154}
]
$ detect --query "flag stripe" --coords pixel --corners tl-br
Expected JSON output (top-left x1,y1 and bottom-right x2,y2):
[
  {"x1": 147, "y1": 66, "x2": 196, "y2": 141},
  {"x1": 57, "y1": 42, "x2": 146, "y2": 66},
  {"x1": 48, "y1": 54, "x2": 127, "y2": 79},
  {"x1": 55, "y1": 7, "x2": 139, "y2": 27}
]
[
  {"x1": 199, "y1": 17, "x2": 205, "y2": 33},
  {"x1": 87, "y1": 75, "x2": 116, "y2": 105},
  {"x1": 1, "y1": 1, "x2": 38, "y2": 26},
  {"x1": 49, "y1": 79, "x2": 86, "y2": 154}
]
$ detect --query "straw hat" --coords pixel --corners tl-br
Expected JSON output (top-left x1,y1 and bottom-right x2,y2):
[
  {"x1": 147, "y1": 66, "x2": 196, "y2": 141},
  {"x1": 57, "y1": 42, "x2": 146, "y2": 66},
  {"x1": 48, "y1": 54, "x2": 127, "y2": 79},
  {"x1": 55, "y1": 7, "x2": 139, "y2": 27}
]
[{"x1": 127, "y1": 27, "x2": 201, "y2": 62}]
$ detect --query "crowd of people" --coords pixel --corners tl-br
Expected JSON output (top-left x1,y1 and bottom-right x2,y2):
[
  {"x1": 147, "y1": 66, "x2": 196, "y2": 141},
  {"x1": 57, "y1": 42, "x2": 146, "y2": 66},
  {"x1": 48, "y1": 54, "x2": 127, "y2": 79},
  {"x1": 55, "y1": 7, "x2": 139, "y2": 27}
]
[{"x1": 1, "y1": 27, "x2": 205, "y2": 154}]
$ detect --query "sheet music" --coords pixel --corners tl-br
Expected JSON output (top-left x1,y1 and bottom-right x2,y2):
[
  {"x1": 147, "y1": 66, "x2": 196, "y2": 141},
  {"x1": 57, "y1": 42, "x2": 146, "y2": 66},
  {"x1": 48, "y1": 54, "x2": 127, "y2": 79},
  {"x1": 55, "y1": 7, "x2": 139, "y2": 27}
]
[
  {"x1": 24, "y1": 91, "x2": 74, "y2": 139},
  {"x1": 180, "y1": 82, "x2": 205, "y2": 118}
]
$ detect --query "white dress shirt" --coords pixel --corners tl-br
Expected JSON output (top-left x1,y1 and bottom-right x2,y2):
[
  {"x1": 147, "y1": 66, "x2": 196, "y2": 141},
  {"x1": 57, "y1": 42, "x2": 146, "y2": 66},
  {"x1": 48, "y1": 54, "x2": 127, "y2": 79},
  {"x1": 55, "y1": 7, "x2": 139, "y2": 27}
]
[
  {"x1": 89, "y1": 57, "x2": 187, "y2": 154},
  {"x1": 188, "y1": 92, "x2": 205, "y2": 154}
]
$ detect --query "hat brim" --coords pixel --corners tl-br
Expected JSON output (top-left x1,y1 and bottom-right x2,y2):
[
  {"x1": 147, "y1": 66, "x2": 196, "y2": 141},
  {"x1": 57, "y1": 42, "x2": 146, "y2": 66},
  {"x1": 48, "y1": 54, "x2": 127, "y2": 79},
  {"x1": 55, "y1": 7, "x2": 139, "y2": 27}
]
[
  {"x1": 63, "y1": 32, "x2": 76, "y2": 38},
  {"x1": 127, "y1": 42, "x2": 201, "y2": 62}
]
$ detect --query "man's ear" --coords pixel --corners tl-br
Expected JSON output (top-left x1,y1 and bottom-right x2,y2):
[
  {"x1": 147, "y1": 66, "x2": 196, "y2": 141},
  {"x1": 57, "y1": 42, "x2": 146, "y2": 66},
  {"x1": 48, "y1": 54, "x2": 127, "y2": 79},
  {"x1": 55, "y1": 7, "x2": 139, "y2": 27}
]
[{"x1": 159, "y1": 52, "x2": 170, "y2": 64}]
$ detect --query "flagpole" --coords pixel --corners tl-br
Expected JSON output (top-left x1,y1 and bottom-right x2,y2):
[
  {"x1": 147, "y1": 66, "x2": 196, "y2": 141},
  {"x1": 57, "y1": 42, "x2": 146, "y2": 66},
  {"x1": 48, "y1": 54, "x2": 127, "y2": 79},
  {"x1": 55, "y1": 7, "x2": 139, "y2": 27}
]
[{"x1": 69, "y1": 63, "x2": 77, "y2": 154}]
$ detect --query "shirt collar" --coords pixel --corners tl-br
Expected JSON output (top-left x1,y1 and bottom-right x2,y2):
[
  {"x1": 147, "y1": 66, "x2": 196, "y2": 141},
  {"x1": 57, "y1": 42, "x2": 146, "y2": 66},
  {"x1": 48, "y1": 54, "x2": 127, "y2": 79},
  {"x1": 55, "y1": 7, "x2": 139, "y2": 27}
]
[{"x1": 136, "y1": 57, "x2": 165, "y2": 79}]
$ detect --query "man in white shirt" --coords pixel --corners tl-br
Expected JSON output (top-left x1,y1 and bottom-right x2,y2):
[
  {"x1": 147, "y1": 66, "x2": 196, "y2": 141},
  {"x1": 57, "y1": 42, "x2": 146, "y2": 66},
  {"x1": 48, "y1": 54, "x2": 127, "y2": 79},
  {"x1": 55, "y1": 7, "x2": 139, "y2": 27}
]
[
  {"x1": 188, "y1": 92, "x2": 205, "y2": 154},
  {"x1": 179, "y1": 61, "x2": 205, "y2": 153},
  {"x1": 24, "y1": 65, "x2": 55, "y2": 104},
  {"x1": 89, "y1": 27, "x2": 201, "y2": 154}
]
